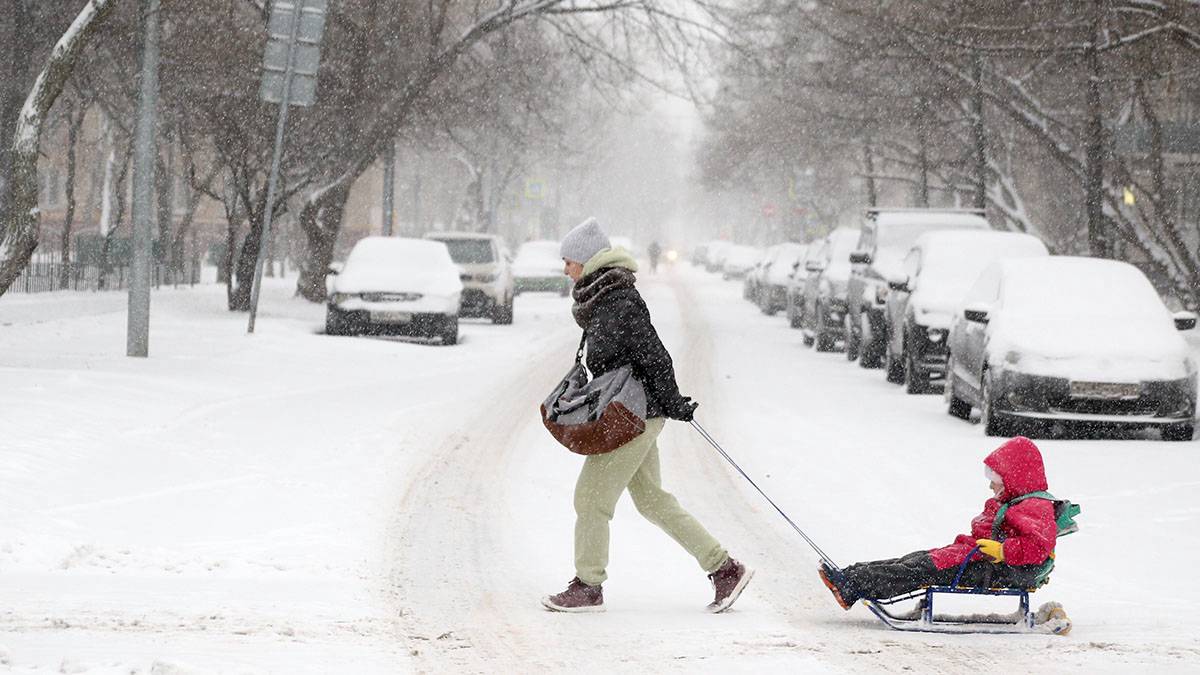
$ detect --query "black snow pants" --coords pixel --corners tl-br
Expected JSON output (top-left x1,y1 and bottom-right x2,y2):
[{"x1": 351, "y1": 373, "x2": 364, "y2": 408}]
[{"x1": 842, "y1": 550, "x2": 1044, "y2": 601}]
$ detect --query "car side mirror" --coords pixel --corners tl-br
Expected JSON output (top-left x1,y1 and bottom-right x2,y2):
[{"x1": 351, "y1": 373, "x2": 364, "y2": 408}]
[
  {"x1": 805, "y1": 260, "x2": 825, "y2": 273},
  {"x1": 849, "y1": 251, "x2": 871, "y2": 265},
  {"x1": 1174, "y1": 311, "x2": 1197, "y2": 331},
  {"x1": 887, "y1": 275, "x2": 910, "y2": 292},
  {"x1": 963, "y1": 303, "x2": 990, "y2": 324},
  {"x1": 327, "y1": 264, "x2": 342, "y2": 276}
]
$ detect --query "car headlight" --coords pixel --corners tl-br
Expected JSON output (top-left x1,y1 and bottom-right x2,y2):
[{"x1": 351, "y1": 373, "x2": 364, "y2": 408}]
[{"x1": 926, "y1": 328, "x2": 946, "y2": 343}]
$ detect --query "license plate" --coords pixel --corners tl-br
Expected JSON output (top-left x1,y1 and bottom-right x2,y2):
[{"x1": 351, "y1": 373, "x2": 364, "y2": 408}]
[
  {"x1": 1069, "y1": 381, "x2": 1142, "y2": 400},
  {"x1": 371, "y1": 311, "x2": 412, "y2": 324}
]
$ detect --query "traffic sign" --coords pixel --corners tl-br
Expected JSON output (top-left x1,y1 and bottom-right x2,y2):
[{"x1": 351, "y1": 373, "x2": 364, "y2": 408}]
[{"x1": 259, "y1": 0, "x2": 327, "y2": 107}]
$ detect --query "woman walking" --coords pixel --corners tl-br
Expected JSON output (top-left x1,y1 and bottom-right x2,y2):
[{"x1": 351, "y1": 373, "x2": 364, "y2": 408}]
[{"x1": 542, "y1": 218, "x2": 753, "y2": 614}]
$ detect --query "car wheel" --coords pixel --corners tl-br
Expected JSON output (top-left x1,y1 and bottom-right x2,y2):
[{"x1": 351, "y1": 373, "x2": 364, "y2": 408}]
[
  {"x1": 844, "y1": 312, "x2": 861, "y2": 361},
  {"x1": 441, "y1": 316, "x2": 459, "y2": 345},
  {"x1": 859, "y1": 313, "x2": 884, "y2": 369},
  {"x1": 814, "y1": 306, "x2": 836, "y2": 352},
  {"x1": 946, "y1": 358, "x2": 973, "y2": 420},
  {"x1": 1162, "y1": 423, "x2": 1195, "y2": 441},
  {"x1": 904, "y1": 347, "x2": 930, "y2": 395},
  {"x1": 884, "y1": 337, "x2": 905, "y2": 384},
  {"x1": 325, "y1": 307, "x2": 342, "y2": 336},
  {"x1": 788, "y1": 298, "x2": 803, "y2": 329},
  {"x1": 492, "y1": 295, "x2": 514, "y2": 325},
  {"x1": 981, "y1": 369, "x2": 1012, "y2": 436},
  {"x1": 325, "y1": 307, "x2": 352, "y2": 336},
  {"x1": 761, "y1": 288, "x2": 777, "y2": 316}
]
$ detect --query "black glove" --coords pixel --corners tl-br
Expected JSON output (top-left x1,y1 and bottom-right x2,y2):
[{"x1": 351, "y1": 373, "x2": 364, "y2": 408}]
[{"x1": 668, "y1": 395, "x2": 699, "y2": 422}]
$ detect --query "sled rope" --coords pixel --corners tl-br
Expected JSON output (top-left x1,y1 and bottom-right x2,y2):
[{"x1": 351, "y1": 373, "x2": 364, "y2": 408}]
[{"x1": 690, "y1": 420, "x2": 840, "y2": 571}]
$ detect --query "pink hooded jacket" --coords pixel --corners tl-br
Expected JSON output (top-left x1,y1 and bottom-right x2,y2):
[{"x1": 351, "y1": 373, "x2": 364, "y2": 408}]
[{"x1": 929, "y1": 437, "x2": 1057, "y2": 570}]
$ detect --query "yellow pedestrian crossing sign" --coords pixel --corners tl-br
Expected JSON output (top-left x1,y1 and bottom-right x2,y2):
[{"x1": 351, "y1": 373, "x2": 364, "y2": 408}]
[
  {"x1": 1123, "y1": 187, "x2": 1136, "y2": 205},
  {"x1": 525, "y1": 179, "x2": 545, "y2": 201}
]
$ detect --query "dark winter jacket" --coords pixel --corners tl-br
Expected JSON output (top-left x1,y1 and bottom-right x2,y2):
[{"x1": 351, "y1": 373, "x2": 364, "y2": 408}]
[
  {"x1": 929, "y1": 436, "x2": 1057, "y2": 570},
  {"x1": 570, "y1": 249, "x2": 693, "y2": 421}
]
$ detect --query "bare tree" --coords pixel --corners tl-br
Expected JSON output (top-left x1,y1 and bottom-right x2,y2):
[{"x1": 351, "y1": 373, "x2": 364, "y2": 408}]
[{"x1": 0, "y1": 0, "x2": 118, "y2": 296}]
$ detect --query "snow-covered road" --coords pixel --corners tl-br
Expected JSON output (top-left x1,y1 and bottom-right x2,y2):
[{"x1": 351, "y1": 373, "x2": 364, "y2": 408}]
[{"x1": 2, "y1": 265, "x2": 1198, "y2": 673}]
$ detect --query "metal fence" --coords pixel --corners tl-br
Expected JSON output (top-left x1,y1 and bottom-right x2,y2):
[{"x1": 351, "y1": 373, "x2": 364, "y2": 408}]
[{"x1": 8, "y1": 261, "x2": 201, "y2": 293}]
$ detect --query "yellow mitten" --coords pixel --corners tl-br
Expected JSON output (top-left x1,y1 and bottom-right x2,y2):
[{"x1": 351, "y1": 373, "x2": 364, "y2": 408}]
[{"x1": 976, "y1": 538, "x2": 1005, "y2": 563}]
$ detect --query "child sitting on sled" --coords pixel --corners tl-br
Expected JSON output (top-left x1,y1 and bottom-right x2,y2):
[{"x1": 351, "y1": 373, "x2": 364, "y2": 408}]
[{"x1": 819, "y1": 436, "x2": 1057, "y2": 609}]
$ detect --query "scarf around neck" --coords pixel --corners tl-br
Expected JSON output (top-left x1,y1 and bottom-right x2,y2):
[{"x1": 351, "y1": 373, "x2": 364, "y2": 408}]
[{"x1": 571, "y1": 267, "x2": 637, "y2": 329}]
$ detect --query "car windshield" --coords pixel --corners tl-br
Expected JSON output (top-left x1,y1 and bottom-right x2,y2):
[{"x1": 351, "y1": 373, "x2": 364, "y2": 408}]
[
  {"x1": 919, "y1": 235, "x2": 1047, "y2": 299},
  {"x1": 345, "y1": 238, "x2": 453, "y2": 273},
  {"x1": 1002, "y1": 259, "x2": 1167, "y2": 324},
  {"x1": 826, "y1": 230, "x2": 860, "y2": 276},
  {"x1": 875, "y1": 213, "x2": 989, "y2": 251},
  {"x1": 437, "y1": 238, "x2": 494, "y2": 264}
]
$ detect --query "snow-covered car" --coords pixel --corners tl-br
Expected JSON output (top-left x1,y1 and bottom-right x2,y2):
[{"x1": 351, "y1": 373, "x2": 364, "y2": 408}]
[
  {"x1": 846, "y1": 208, "x2": 990, "y2": 368},
  {"x1": 424, "y1": 232, "x2": 514, "y2": 324},
  {"x1": 705, "y1": 240, "x2": 732, "y2": 273},
  {"x1": 945, "y1": 257, "x2": 1198, "y2": 440},
  {"x1": 884, "y1": 231, "x2": 1049, "y2": 394},
  {"x1": 722, "y1": 245, "x2": 761, "y2": 280},
  {"x1": 743, "y1": 247, "x2": 776, "y2": 301},
  {"x1": 798, "y1": 228, "x2": 860, "y2": 351},
  {"x1": 325, "y1": 237, "x2": 463, "y2": 344},
  {"x1": 512, "y1": 240, "x2": 569, "y2": 296},
  {"x1": 757, "y1": 242, "x2": 808, "y2": 315}
]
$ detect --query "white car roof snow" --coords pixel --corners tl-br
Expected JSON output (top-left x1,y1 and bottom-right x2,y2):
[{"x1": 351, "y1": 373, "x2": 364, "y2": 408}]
[{"x1": 337, "y1": 237, "x2": 463, "y2": 295}]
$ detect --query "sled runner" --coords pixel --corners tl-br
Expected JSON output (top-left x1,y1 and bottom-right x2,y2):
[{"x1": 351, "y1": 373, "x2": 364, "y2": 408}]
[{"x1": 860, "y1": 544, "x2": 1072, "y2": 635}]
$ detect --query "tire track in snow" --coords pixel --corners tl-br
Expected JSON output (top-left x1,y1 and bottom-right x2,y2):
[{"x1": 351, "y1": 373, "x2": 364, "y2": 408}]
[{"x1": 380, "y1": 325, "x2": 574, "y2": 670}]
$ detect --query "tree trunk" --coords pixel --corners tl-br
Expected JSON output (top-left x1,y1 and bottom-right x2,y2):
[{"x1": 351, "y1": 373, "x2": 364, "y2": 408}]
[
  {"x1": 916, "y1": 97, "x2": 930, "y2": 207},
  {"x1": 59, "y1": 101, "x2": 82, "y2": 288},
  {"x1": 155, "y1": 131, "x2": 174, "y2": 271},
  {"x1": 1140, "y1": 81, "x2": 1200, "y2": 303},
  {"x1": 971, "y1": 55, "x2": 987, "y2": 210},
  {"x1": 0, "y1": 0, "x2": 118, "y2": 296},
  {"x1": 1083, "y1": 24, "x2": 1108, "y2": 257},
  {"x1": 296, "y1": 181, "x2": 351, "y2": 302},
  {"x1": 99, "y1": 147, "x2": 132, "y2": 289},
  {"x1": 221, "y1": 180, "x2": 241, "y2": 304},
  {"x1": 230, "y1": 194, "x2": 267, "y2": 311},
  {"x1": 0, "y1": 1, "x2": 32, "y2": 228},
  {"x1": 863, "y1": 140, "x2": 878, "y2": 208}
]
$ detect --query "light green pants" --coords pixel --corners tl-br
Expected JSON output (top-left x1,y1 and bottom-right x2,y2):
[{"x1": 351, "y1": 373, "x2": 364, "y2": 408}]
[{"x1": 574, "y1": 417, "x2": 728, "y2": 585}]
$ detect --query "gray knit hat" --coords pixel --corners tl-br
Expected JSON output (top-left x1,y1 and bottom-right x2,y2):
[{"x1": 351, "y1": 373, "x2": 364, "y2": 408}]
[{"x1": 560, "y1": 217, "x2": 611, "y2": 264}]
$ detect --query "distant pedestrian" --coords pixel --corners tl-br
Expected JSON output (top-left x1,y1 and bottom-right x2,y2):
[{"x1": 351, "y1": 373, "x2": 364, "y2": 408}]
[
  {"x1": 541, "y1": 218, "x2": 753, "y2": 614},
  {"x1": 647, "y1": 240, "x2": 662, "y2": 273}
]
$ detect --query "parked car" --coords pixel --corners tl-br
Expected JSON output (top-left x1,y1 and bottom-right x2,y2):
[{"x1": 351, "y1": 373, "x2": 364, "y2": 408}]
[
  {"x1": 846, "y1": 208, "x2": 990, "y2": 368},
  {"x1": 325, "y1": 237, "x2": 463, "y2": 344},
  {"x1": 786, "y1": 244, "x2": 826, "y2": 329},
  {"x1": 744, "y1": 247, "x2": 776, "y2": 301},
  {"x1": 883, "y1": 231, "x2": 1049, "y2": 393},
  {"x1": 705, "y1": 241, "x2": 733, "y2": 273},
  {"x1": 757, "y1": 242, "x2": 808, "y2": 315},
  {"x1": 945, "y1": 257, "x2": 1198, "y2": 440},
  {"x1": 722, "y1": 245, "x2": 761, "y2": 280},
  {"x1": 799, "y1": 227, "x2": 861, "y2": 351},
  {"x1": 512, "y1": 240, "x2": 569, "y2": 296},
  {"x1": 424, "y1": 232, "x2": 514, "y2": 324}
]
